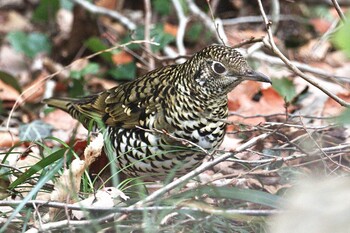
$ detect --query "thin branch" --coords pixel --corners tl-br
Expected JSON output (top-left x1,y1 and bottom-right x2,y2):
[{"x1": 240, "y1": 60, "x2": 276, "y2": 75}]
[
  {"x1": 331, "y1": 0, "x2": 347, "y2": 22},
  {"x1": 249, "y1": 51, "x2": 350, "y2": 84},
  {"x1": 299, "y1": 116, "x2": 350, "y2": 172},
  {"x1": 227, "y1": 144, "x2": 350, "y2": 166},
  {"x1": 186, "y1": 0, "x2": 225, "y2": 43},
  {"x1": 144, "y1": 0, "x2": 155, "y2": 70},
  {"x1": 0, "y1": 200, "x2": 279, "y2": 216},
  {"x1": 222, "y1": 14, "x2": 305, "y2": 26},
  {"x1": 229, "y1": 112, "x2": 337, "y2": 120},
  {"x1": 132, "y1": 133, "x2": 270, "y2": 208},
  {"x1": 72, "y1": 0, "x2": 136, "y2": 30},
  {"x1": 257, "y1": 0, "x2": 350, "y2": 107},
  {"x1": 172, "y1": 0, "x2": 188, "y2": 56}
]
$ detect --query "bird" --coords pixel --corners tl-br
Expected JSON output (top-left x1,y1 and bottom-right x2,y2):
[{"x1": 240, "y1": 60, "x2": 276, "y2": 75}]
[{"x1": 44, "y1": 44, "x2": 271, "y2": 180}]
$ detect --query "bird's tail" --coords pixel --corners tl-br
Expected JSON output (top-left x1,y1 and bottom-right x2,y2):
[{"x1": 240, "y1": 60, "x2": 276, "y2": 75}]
[
  {"x1": 43, "y1": 97, "x2": 77, "y2": 113},
  {"x1": 43, "y1": 95, "x2": 104, "y2": 129}
]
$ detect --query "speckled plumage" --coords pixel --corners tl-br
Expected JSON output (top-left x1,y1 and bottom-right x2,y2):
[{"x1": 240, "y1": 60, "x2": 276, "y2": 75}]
[{"x1": 44, "y1": 45, "x2": 270, "y2": 180}]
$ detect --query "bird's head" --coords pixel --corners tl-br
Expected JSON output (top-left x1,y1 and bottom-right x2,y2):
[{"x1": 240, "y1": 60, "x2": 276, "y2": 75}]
[{"x1": 188, "y1": 44, "x2": 271, "y2": 97}]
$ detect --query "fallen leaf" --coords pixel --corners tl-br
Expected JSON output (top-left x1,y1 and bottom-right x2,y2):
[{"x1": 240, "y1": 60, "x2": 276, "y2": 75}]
[
  {"x1": 0, "y1": 11, "x2": 32, "y2": 33},
  {"x1": 22, "y1": 71, "x2": 48, "y2": 103},
  {"x1": 309, "y1": 18, "x2": 332, "y2": 34},
  {"x1": 0, "y1": 79, "x2": 20, "y2": 102},
  {"x1": 228, "y1": 82, "x2": 286, "y2": 125},
  {"x1": 112, "y1": 50, "x2": 133, "y2": 65},
  {"x1": 323, "y1": 92, "x2": 350, "y2": 117},
  {"x1": 164, "y1": 23, "x2": 178, "y2": 37},
  {"x1": 0, "y1": 131, "x2": 19, "y2": 147}
]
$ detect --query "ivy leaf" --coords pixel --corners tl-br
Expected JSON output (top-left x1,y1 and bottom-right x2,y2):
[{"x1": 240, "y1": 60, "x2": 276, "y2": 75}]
[
  {"x1": 108, "y1": 63, "x2": 136, "y2": 81},
  {"x1": 32, "y1": 0, "x2": 60, "y2": 22},
  {"x1": 85, "y1": 37, "x2": 113, "y2": 63},
  {"x1": 272, "y1": 77, "x2": 296, "y2": 102},
  {"x1": 153, "y1": 0, "x2": 171, "y2": 15},
  {"x1": 19, "y1": 120, "x2": 53, "y2": 141},
  {"x1": 336, "y1": 108, "x2": 350, "y2": 124},
  {"x1": 7, "y1": 31, "x2": 51, "y2": 58}
]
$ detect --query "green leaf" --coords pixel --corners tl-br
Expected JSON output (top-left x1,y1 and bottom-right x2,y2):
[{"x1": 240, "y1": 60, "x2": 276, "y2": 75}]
[
  {"x1": 8, "y1": 148, "x2": 67, "y2": 189},
  {"x1": 7, "y1": 31, "x2": 51, "y2": 58},
  {"x1": 19, "y1": 120, "x2": 53, "y2": 141},
  {"x1": 133, "y1": 24, "x2": 175, "y2": 52},
  {"x1": 187, "y1": 23, "x2": 203, "y2": 42},
  {"x1": 153, "y1": 0, "x2": 171, "y2": 15},
  {"x1": 151, "y1": 24, "x2": 175, "y2": 51},
  {"x1": 70, "y1": 62, "x2": 100, "y2": 80},
  {"x1": 171, "y1": 186, "x2": 283, "y2": 208},
  {"x1": 81, "y1": 62, "x2": 100, "y2": 76},
  {"x1": 336, "y1": 108, "x2": 350, "y2": 124},
  {"x1": 0, "y1": 70, "x2": 22, "y2": 93},
  {"x1": 85, "y1": 37, "x2": 113, "y2": 63},
  {"x1": 272, "y1": 77, "x2": 296, "y2": 102},
  {"x1": 69, "y1": 79, "x2": 86, "y2": 97},
  {"x1": 32, "y1": 0, "x2": 60, "y2": 22},
  {"x1": 333, "y1": 18, "x2": 350, "y2": 57},
  {"x1": 2, "y1": 157, "x2": 64, "y2": 232},
  {"x1": 108, "y1": 62, "x2": 136, "y2": 81}
]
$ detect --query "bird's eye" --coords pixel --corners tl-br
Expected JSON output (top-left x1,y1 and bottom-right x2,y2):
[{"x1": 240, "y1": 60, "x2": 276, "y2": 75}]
[{"x1": 211, "y1": 62, "x2": 227, "y2": 74}]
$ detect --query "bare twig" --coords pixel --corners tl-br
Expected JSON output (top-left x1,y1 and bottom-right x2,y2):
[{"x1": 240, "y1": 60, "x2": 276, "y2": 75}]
[
  {"x1": 257, "y1": 0, "x2": 350, "y2": 107},
  {"x1": 186, "y1": 0, "x2": 226, "y2": 43},
  {"x1": 249, "y1": 51, "x2": 350, "y2": 84},
  {"x1": 229, "y1": 112, "x2": 337, "y2": 120},
  {"x1": 331, "y1": 0, "x2": 347, "y2": 22},
  {"x1": 298, "y1": 116, "x2": 350, "y2": 172},
  {"x1": 227, "y1": 144, "x2": 350, "y2": 165},
  {"x1": 172, "y1": 0, "x2": 188, "y2": 56},
  {"x1": 222, "y1": 14, "x2": 305, "y2": 26},
  {"x1": 231, "y1": 37, "x2": 264, "y2": 48},
  {"x1": 133, "y1": 133, "x2": 270, "y2": 208},
  {"x1": 144, "y1": 0, "x2": 155, "y2": 70},
  {"x1": 72, "y1": 0, "x2": 136, "y2": 30},
  {"x1": 0, "y1": 200, "x2": 279, "y2": 216}
]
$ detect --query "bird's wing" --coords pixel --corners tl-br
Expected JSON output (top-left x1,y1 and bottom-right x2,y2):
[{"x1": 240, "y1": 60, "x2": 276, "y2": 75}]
[
  {"x1": 72, "y1": 66, "x2": 175, "y2": 129},
  {"x1": 103, "y1": 86, "x2": 162, "y2": 128}
]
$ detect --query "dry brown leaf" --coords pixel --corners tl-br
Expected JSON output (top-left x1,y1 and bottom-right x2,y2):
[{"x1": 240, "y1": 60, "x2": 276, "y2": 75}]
[
  {"x1": 228, "y1": 82, "x2": 285, "y2": 125},
  {"x1": 0, "y1": 131, "x2": 19, "y2": 147},
  {"x1": 0, "y1": 11, "x2": 32, "y2": 33},
  {"x1": 22, "y1": 71, "x2": 48, "y2": 103},
  {"x1": 323, "y1": 92, "x2": 350, "y2": 117},
  {"x1": 0, "y1": 79, "x2": 20, "y2": 102},
  {"x1": 164, "y1": 23, "x2": 178, "y2": 37},
  {"x1": 309, "y1": 18, "x2": 332, "y2": 34},
  {"x1": 49, "y1": 134, "x2": 104, "y2": 219},
  {"x1": 112, "y1": 50, "x2": 133, "y2": 65}
]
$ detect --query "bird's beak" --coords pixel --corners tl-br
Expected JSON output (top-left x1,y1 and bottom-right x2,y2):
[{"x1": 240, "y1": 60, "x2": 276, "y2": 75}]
[{"x1": 244, "y1": 70, "x2": 271, "y2": 84}]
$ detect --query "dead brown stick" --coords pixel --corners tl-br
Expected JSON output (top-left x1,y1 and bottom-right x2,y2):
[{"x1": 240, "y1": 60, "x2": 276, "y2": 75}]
[{"x1": 256, "y1": 0, "x2": 350, "y2": 107}]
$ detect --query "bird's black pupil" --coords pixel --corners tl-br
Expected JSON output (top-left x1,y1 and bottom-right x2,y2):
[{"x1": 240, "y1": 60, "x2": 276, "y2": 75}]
[{"x1": 213, "y1": 62, "x2": 226, "y2": 74}]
